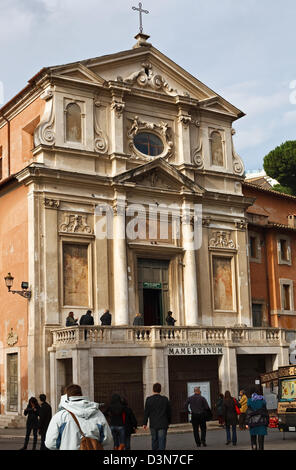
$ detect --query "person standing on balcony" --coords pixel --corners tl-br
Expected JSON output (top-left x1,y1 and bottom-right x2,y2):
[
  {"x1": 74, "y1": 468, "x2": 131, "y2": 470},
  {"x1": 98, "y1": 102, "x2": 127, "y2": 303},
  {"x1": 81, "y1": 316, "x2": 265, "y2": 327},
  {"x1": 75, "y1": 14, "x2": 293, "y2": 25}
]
[
  {"x1": 79, "y1": 310, "x2": 94, "y2": 340},
  {"x1": 166, "y1": 311, "x2": 176, "y2": 326},
  {"x1": 100, "y1": 309, "x2": 112, "y2": 326},
  {"x1": 133, "y1": 312, "x2": 144, "y2": 339},
  {"x1": 66, "y1": 311, "x2": 78, "y2": 327}
]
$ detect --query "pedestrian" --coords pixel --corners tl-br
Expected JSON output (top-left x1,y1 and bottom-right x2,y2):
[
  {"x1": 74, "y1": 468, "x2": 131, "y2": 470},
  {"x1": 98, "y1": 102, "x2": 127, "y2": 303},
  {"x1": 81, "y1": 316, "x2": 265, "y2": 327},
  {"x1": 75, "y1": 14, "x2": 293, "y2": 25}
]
[
  {"x1": 143, "y1": 383, "x2": 171, "y2": 451},
  {"x1": 100, "y1": 309, "x2": 112, "y2": 326},
  {"x1": 45, "y1": 383, "x2": 112, "y2": 450},
  {"x1": 245, "y1": 385, "x2": 269, "y2": 450},
  {"x1": 185, "y1": 387, "x2": 211, "y2": 447},
  {"x1": 38, "y1": 394, "x2": 52, "y2": 450},
  {"x1": 79, "y1": 309, "x2": 94, "y2": 340},
  {"x1": 66, "y1": 311, "x2": 78, "y2": 327},
  {"x1": 121, "y1": 397, "x2": 138, "y2": 450},
  {"x1": 19, "y1": 397, "x2": 40, "y2": 450},
  {"x1": 222, "y1": 390, "x2": 239, "y2": 446},
  {"x1": 215, "y1": 393, "x2": 225, "y2": 427},
  {"x1": 105, "y1": 393, "x2": 127, "y2": 450},
  {"x1": 238, "y1": 389, "x2": 248, "y2": 430},
  {"x1": 166, "y1": 311, "x2": 176, "y2": 326}
]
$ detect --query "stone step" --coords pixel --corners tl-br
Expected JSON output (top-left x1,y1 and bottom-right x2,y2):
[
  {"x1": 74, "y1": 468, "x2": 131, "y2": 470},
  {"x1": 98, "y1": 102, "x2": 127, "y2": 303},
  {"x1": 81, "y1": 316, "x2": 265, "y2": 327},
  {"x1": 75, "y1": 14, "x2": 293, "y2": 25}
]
[{"x1": 0, "y1": 416, "x2": 26, "y2": 429}]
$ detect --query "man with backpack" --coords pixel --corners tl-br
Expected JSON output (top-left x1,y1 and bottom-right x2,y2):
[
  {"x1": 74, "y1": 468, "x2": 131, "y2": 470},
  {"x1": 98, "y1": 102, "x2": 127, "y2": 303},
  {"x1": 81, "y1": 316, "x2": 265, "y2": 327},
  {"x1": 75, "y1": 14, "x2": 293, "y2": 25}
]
[{"x1": 45, "y1": 384, "x2": 112, "y2": 450}]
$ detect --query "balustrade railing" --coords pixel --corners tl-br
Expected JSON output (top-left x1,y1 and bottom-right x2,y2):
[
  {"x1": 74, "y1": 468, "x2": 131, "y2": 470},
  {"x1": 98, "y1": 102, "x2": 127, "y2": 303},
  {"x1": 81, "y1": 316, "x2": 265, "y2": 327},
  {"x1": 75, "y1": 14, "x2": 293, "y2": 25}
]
[{"x1": 51, "y1": 325, "x2": 289, "y2": 348}]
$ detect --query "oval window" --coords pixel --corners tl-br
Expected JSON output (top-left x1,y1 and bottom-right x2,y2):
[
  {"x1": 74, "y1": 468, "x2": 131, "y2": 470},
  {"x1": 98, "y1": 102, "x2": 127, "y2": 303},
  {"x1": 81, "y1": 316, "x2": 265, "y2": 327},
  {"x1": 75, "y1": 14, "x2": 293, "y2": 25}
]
[{"x1": 134, "y1": 132, "x2": 164, "y2": 156}]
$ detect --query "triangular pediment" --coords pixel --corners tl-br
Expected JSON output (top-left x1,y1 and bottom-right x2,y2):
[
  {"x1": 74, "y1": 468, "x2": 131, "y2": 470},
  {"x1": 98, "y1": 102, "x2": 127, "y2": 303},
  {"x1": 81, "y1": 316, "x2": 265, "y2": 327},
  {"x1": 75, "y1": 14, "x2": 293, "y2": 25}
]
[
  {"x1": 50, "y1": 63, "x2": 105, "y2": 86},
  {"x1": 48, "y1": 43, "x2": 244, "y2": 119},
  {"x1": 113, "y1": 158, "x2": 204, "y2": 195}
]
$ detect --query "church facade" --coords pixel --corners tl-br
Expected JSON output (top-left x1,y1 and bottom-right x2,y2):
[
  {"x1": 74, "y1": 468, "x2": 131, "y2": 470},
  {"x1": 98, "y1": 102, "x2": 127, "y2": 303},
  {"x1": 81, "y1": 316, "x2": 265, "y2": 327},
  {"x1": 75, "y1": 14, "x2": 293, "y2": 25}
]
[{"x1": 0, "y1": 33, "x2": 291, "y2": 424}]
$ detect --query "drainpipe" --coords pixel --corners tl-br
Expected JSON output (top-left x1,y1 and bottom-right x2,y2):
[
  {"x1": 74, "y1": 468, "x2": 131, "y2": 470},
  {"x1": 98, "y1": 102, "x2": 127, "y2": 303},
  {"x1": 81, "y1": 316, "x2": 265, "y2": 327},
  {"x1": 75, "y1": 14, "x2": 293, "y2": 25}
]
[{"x1": 1, "y1": 113, "x2": 11, "y2": 176}]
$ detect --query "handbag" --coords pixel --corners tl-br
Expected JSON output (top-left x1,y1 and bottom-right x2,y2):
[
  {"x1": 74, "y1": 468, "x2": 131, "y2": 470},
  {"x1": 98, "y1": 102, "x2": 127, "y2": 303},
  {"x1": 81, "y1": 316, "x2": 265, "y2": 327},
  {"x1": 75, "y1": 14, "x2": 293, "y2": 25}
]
[
  {"x1": 233, "y1": 398, "x2": 241, "y2": 415},
  {"x1": 205, "y1": 408, "x2": 213, "y2": 421},
  {"x1": 245, "y1": 406, "x2": 269, "y2": 428},
  {"x1": 65, "y1": 408, "x2": 104, "y2": 450}
]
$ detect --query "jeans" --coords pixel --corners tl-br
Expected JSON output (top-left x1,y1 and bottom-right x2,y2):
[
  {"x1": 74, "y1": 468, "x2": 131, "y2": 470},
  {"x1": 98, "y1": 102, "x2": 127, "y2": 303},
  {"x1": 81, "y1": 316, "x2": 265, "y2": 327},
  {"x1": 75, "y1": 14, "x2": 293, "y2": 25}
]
[
  {"x1": 110, "y1": 425, "x2": 126, "y2": 448},
  {"x1": 226, "y1": 424, "x2": 237, "y2": 444},
  {"x1": 150, "y1": 428, "x2": 167, "y2": 450},
  {"x1": 191, "y1": 414, "x2": 207, "y2": 446},
  {"x1": 125, "y1": 433, "x2": 131, "y2": 450},
  {"x1": 23, "y1": 424, "x2": 38, "y2": 450}
]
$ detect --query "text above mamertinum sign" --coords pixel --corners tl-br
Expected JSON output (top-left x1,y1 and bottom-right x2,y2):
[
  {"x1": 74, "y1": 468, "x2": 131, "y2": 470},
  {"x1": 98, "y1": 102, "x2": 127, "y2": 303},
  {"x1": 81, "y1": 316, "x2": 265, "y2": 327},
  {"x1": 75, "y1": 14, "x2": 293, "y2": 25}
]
[{"x1": 168, "y1": 344, "x2": 224, "y2": 356}]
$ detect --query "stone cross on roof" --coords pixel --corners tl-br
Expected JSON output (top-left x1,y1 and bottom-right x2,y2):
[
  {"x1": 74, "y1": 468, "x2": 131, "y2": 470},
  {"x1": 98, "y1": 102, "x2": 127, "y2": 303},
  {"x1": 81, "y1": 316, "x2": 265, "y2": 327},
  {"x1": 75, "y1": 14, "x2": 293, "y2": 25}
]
[{"x1": 132, "y1": 2, "x2": 149, "y2": 34}]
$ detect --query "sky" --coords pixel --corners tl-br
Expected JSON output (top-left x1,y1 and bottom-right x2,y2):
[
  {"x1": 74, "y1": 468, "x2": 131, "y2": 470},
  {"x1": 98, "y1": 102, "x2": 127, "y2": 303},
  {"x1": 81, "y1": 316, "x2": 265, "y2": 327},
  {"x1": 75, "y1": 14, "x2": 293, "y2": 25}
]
[{"x1": 1, "y1": 0, "x2": 296, "y2": 172}]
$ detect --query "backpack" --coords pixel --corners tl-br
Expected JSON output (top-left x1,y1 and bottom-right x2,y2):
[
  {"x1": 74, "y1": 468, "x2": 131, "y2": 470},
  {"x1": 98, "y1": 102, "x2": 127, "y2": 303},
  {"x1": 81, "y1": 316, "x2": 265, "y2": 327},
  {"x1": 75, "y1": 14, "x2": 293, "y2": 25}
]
[{"x1": 65, "y1": 409, "x2": 104, "y2": 450}]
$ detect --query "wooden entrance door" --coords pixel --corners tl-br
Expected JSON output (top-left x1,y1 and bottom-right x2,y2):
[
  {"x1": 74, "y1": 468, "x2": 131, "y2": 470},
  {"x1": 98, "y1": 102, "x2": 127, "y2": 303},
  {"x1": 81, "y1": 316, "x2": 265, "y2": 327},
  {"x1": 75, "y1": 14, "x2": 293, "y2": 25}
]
[{"x1": 7, "y1": 353, "x2": 18, "y2": 412}]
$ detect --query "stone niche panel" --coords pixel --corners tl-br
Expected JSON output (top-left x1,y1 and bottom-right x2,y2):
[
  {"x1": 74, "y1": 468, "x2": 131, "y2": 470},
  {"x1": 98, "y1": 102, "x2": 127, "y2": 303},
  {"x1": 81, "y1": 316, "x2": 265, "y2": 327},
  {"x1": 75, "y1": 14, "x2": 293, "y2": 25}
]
[
  {"x1": 58, "y1": 210, "x2": 94, "y2": 235},
  {"x1": 63, "y1": 243, "x2": 89, "y2": 307}
]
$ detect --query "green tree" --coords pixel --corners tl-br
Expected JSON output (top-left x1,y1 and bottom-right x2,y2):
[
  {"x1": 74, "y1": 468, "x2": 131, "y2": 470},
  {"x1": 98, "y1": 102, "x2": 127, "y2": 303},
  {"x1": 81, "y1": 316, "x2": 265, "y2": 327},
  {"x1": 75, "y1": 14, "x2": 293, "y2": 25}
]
[{"x1": 263, "y1": 140, "x2": 296, "y2": 195}]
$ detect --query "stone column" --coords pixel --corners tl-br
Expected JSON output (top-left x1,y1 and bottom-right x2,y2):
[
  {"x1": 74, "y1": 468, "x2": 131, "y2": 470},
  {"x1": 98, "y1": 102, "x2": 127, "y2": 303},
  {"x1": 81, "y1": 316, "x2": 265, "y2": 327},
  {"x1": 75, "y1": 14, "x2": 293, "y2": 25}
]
[
  {"x1": 218, "y1": 347, "x2": 238, "y2": 396},
  {"x1": 142, "y1": 348, "x2": 169, "y2": 400},
  {"x1": 182, "y1": 201, "x2": 199, "y2": 325},
  {"x1": 113, "y1": 194, "x2": 129, "y2": 325},
  {"x1": 72, "y1": 348, "x2": 93, "y2": 399}
]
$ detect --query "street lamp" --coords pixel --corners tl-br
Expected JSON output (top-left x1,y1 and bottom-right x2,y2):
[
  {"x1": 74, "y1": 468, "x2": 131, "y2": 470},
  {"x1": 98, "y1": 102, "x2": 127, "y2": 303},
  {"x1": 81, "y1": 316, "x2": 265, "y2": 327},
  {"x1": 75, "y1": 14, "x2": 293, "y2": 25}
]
[{"x1": 4, "y1": 273, "x2": 31, "y2": 300}]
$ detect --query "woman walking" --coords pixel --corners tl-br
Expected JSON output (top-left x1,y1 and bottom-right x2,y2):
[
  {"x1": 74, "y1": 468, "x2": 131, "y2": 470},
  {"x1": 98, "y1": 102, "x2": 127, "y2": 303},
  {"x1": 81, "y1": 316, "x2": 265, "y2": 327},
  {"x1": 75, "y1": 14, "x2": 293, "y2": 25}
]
[
  {"x1": 121, "y1": 397, "x2": 138, "y2": 450},
  {"x1": 222, "y1": 391, "x2": 239, "y2": 446},
  {"x1": 215, "y1": 393, "x2": 224, "y2": 427},
  {"x1": 246, "y1": 385, "x2": 269, "y2": 450},
  {"x1": 106, "y1": 393, "x2": 127, "y2": 450},
  {"x1": 19, "y1": 397, "x2": 40, "y2": 450}
]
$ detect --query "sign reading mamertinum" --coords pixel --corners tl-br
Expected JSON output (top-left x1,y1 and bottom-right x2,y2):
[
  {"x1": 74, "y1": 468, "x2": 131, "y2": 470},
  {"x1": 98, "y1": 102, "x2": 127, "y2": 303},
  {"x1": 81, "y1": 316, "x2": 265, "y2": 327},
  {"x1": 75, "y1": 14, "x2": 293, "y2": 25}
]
[{"x1": 168, "y1": 344, "x2": 224, "y2": 356}]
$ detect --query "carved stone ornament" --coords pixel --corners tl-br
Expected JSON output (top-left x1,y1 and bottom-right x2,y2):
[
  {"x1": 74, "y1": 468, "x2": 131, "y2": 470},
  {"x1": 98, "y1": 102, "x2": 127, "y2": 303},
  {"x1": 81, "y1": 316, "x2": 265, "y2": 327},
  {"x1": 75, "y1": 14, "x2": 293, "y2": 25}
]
[
  {"x1": 59, "y1": 213, "x2": 93, "y2": 234},
  {"x1": 209, "y1": 230, "x2": 235, "y2": 249},
  {"x1": 122, "y1": 63, "x2": 178, "y2": 96},
  {"x1": 235, "y1": 219, "x2": 248, "y2": 230},
  {"x1": 135, "y1": 169, "x2": 174, "y2": 190},
  {"x1": 193, "y1": 138, "x2": 203, "y2": 169},
  {"x1": 34, "y1": 87, "x2": 56, "y2": 146},
  {"x1": 94, "y1": 101, "x2": 108, "y2": 153},
  {"x1": 231, "y1": 129, "x2": 245, "y2": 176},
  {"x1": 127, "y1": 116, "x2": 174, "y2": 161},
  {"x1": 7, "y1": 328, "x2": 18, "y2": 347},
  {"x1": 44, "y1": 198, "x2": 60, "y2": 209},
  {"x1": 111, "y1": 99, "x2": 125, "y2": 118}
]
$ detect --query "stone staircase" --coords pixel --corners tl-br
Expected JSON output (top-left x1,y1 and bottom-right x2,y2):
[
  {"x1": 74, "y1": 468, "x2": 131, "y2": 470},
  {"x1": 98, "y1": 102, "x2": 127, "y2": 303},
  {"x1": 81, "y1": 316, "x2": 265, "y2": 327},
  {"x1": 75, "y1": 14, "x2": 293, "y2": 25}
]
[{"x1": 0, "y1": 415, "x2": 26, "y2": 429}]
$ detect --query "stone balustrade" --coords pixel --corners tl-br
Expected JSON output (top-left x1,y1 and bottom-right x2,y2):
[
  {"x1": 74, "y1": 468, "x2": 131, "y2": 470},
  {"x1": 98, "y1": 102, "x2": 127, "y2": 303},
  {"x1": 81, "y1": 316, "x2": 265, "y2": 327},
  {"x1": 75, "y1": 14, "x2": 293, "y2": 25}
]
[{"x1": 51, "y1": 325, "x2": 289, "y2": 348}]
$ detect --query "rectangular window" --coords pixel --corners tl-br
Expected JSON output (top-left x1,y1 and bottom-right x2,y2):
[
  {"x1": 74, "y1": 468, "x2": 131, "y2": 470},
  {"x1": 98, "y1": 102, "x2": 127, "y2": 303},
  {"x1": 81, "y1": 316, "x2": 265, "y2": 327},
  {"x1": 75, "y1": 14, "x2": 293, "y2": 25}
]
[
  {"x1": 249, "y1": 236, "x2": 257, "y2": 259},
  {"x1": 63, "y1": 243, "x2": 89, "y2": 306},
  {"x1": 280, "y1": 239, "x2": 288, "y2": 261},
  {"x1": 283, "y1": 284, "x2": 291, "y2": 310},
  {"x1": 212, "y1": 256, "x2": 233, "y2": 310},
  {"x1": 278, "y1": 236, "x2": 291, "y2": 265},
  {"x1": 252, "y1": 303, "x2": 263, "y2": 327}
]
